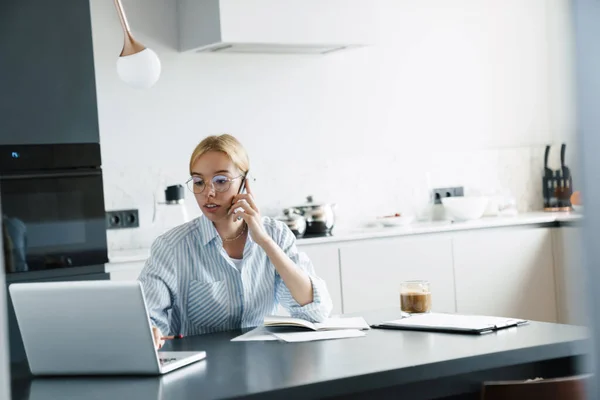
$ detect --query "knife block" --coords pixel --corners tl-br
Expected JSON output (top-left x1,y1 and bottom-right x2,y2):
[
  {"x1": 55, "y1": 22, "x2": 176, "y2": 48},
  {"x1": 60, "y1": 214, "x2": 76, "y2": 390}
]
[{"x1": 543, "y1": 174, "x2": 573, "y2": 212}]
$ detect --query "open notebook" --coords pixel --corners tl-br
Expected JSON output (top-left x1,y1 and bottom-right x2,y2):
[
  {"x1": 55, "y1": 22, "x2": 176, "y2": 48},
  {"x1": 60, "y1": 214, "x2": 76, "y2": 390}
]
[
  {"x1": 372, "y1": 313, "x2": 529, "y2": 335},
  {"x1": 263, "y1": 316, "x2": 370, "y2": 331}
]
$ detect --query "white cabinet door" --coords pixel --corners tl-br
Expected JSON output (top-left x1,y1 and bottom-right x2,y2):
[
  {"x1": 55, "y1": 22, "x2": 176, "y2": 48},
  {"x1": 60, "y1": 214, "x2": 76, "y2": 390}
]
[
  {"x1": 298, "y1": 243, "x2": 343, "y2": 315},
  {"x1": 453, "y1": 227, "x2": 557, "y2": 322},
  {"x1": 553, "y1": 226, "x2": 587, "y2": 325},
  {"x1": 339, "y1": 235, "x2": 456, "y2": 314},
  {"x1": 107, "y1": 261, "x2": 146, "y2": 281}
]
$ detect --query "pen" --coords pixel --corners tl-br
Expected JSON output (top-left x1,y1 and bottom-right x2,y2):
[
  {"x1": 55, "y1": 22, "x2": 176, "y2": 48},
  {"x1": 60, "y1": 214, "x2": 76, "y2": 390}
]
[{"x1": 161, "y1": 334, "x2": 184, "y2": 340}]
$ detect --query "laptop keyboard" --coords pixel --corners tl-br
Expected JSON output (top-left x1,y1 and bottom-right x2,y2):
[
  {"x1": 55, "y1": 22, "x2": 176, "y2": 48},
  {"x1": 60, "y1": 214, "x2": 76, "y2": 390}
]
[{"x1": 159, "y1": 357, "x2": 177, "y2": 366}]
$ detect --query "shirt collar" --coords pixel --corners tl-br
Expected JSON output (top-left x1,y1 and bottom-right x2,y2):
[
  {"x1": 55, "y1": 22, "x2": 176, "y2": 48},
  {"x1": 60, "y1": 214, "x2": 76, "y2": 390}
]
[
  {"x1": 196, "y1": 215, "x2": 256, "y2": 250},
  {"x1": 197, "y1": 215, "x2": 219, "y2": 246}
]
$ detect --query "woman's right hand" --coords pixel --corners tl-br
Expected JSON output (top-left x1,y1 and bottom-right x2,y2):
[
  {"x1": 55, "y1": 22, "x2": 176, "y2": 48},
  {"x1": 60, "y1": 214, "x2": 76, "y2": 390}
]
[{"x1": 152, "y1": 326, "x2": 165, "y2": 350}]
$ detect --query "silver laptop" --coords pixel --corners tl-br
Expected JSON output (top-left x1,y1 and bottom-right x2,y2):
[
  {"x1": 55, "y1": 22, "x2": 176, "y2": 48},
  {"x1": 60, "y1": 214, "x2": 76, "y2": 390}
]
[
  {"x1": 28, "y1": 357, "x2": 207, "y2": 400},
  {"x1": 9, "y1": 280, "x2": 206, "y2": 375}
]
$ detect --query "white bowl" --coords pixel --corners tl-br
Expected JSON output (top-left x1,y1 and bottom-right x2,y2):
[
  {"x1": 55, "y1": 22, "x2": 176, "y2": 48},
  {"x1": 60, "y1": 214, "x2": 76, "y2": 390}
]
[
  {"x1": 441, "y1": 197, "x2": 488, "y2": 221},
  {"x1": 379, "y1": 215, "x2": 415, "y2": 227}
]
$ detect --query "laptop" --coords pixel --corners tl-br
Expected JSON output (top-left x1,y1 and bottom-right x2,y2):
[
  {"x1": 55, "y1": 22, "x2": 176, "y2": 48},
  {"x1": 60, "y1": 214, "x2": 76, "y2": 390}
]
[
  {"x1": 9, "y1": 280, "x2": 206, "y2": 375},
  {"x1": 27, "y1": 357, "x2": 207, "y2": 400}
]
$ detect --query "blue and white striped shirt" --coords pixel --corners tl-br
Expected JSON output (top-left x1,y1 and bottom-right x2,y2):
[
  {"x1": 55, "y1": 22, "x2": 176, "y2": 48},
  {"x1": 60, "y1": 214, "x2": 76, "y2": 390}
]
[{"x1": 138, "y1": 216, "x2": 333, "y2": 336}]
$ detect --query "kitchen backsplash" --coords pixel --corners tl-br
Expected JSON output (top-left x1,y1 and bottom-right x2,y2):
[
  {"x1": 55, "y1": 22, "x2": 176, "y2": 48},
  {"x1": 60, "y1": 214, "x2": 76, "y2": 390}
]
[
  {"x1": 104, "y1": 143, "x2": 580, "y2": 252},
  {"x1": 90, "y1": 0, "x2": 578, "y2": 252}
]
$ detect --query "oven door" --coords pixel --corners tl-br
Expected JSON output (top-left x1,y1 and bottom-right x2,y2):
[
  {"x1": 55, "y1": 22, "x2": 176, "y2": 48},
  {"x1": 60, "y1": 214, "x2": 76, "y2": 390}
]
[{"x1": 1, "y1": 169, "x2": 108, "y2": 274}]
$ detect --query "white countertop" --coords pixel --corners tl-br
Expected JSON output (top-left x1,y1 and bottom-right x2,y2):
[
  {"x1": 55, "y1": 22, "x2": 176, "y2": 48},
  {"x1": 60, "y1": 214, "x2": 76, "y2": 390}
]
[
  {"x1": 108, "y1": 211, "x2": 582, "y2": 265},
  {"x1": 297, "y1": 211, "x2": 582, "y2": 245}
]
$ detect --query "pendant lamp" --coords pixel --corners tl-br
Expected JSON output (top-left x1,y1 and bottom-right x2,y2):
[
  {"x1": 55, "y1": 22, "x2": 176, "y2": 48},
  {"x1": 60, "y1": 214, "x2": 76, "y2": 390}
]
[{"x1": 113, "y1": 0, "x2": 161, "y2": 89}]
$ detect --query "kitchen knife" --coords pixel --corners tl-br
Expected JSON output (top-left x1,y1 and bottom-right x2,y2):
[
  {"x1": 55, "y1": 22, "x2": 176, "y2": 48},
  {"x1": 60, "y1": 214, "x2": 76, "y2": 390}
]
[
  {"x1": 561, "y1": 143, "x2": 570, "y2": 179},
  {"x1": 544, "y1": 145, "x2": 553, "y2": 178}
]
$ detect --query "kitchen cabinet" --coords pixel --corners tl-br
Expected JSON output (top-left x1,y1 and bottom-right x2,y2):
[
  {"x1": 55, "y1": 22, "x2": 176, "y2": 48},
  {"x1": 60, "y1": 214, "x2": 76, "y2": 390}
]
[
  {"x1": 297, "y1": 243, "x2": 343, "y2": 315},
  {"x1": 552, "y1": 226, "x2": 587, "y2": 325},
  {"x1": 107, "y1": 219, "x2": 578, "y2": 323},
  {"x1": 339, "y1": 235, "x2": 456, "y2": 314},
  {"x1": 0, "y1": 0, "x2": 100, "y2": 145},
  {"x1": 453, "y1": 227, "x2": 557, "y2": 322}
]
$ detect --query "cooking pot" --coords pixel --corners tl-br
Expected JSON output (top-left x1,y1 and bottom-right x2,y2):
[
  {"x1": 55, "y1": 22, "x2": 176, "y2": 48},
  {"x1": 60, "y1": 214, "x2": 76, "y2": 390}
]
[
  {"x1": 277, "y1": 208, "x2": 307, "y2": 238},
  {"x1": 286, "y1": 195, "x2": 336, "y2": 235}
]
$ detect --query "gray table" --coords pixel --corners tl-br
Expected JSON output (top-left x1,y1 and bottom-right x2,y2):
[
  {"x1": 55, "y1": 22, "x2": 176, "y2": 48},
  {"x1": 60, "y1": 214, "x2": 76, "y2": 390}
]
[{"x1": 11, "y1": 309, "x2": 591, "y2": 400}]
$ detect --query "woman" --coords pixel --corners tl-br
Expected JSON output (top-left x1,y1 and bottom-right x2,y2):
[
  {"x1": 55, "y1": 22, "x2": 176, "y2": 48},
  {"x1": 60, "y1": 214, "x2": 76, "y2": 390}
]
[{"x1": 138, "y1": 134, "x2": 333, "y2": 349}]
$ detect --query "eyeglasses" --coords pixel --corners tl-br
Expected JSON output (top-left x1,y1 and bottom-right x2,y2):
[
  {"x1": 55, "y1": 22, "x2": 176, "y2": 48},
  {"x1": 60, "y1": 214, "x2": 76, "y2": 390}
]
[{"x1": 186, "y1": 174, "x2": 244, "y2": 194}]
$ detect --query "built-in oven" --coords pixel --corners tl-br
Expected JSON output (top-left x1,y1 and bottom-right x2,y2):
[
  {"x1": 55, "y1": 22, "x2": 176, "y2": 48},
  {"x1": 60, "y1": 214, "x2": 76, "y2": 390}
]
[
  {"x1": 1, "y1": 143, "x2": 110, "y2": 368},
  {"x1": 0, "y1": 143, "x2": 108, "y2": 279}
]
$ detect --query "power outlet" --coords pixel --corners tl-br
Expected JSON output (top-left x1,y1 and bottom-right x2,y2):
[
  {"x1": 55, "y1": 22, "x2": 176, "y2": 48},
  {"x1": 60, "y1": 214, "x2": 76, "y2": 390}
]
[
  {"x1": 106, "y1": 209, "x2": 139, "y2": 230},
  {"x1": 432, "y1": 187, "x2": 464, "y2": 204}
]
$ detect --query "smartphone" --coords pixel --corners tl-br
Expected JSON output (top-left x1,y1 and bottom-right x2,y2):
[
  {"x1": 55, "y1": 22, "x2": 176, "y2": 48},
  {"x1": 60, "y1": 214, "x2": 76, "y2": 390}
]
[
  {"x1": 238, "y1": 171, "x2": 249, "y2": 195},
  {"x1": 230, "y1": 171, "x2": 248, "y2": 219}
]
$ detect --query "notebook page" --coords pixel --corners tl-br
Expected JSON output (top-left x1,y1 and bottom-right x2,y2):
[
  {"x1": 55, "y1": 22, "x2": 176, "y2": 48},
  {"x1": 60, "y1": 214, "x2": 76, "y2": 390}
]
[
  {"x1": 314, "y1": 317, "x2": 370, "y2": 331},
  {"x1": 272, "y1": 329, "x2": 366, "y2": 343},
  {"x1": 263, "y1": 316, "x2": 317, "y2": 330}
]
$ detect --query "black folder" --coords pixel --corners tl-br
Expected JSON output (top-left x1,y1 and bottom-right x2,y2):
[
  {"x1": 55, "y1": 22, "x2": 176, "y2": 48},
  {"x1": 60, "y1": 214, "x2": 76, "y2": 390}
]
[{"x1": 371, "y1": 313, "x2": 529, "y2": 335}]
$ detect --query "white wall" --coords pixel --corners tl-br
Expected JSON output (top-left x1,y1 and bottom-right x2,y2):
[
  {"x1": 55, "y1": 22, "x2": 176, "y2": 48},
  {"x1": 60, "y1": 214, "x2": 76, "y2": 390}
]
[{"x1": 88, "y1": 0, "x2": 577, "y2": 252}]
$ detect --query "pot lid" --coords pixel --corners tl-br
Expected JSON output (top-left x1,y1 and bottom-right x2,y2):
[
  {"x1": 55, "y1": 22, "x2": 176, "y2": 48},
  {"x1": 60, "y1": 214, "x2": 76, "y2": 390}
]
[
  {"x1": 293, "y1": 195, "x2": 334, "y2": 209},
  {"x1": 278, "y1": 209, "x2": 305, "y2": 222}
]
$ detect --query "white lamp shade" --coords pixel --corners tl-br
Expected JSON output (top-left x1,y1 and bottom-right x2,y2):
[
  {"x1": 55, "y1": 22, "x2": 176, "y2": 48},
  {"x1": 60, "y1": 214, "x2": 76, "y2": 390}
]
[{"x1": 116, "y1": 48, "x2": 161, "y2": 89}]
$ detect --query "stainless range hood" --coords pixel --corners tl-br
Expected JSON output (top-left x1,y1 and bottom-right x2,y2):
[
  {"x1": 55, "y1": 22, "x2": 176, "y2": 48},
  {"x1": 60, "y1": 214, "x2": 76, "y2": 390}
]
[{"x1": 176, "y1": 0, "x2": 375, "y2": 54}]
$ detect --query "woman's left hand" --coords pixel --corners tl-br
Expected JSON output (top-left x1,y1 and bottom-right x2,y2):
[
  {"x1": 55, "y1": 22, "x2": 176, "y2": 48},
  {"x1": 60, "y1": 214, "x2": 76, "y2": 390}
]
[{"x1": 229, "y1": 180, "x2": 271, "y2": 247}]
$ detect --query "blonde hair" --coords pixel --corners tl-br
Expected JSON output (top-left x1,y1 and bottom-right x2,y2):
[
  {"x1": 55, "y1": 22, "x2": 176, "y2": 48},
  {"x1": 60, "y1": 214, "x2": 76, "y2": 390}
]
[{"x1": 189, "y1": 134, "x2": 250, "y2": 175}]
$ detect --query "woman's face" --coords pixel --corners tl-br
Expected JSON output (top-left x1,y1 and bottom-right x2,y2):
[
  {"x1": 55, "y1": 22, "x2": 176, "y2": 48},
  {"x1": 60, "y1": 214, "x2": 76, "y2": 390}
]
[{"x1": 190, "y1": 151, "x2": 244, "y2": 222}]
